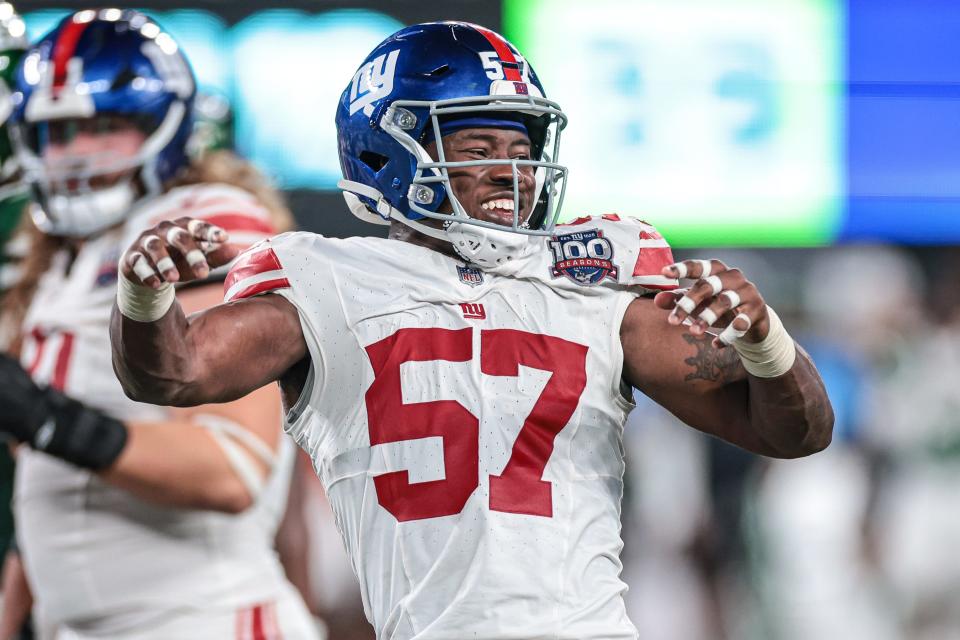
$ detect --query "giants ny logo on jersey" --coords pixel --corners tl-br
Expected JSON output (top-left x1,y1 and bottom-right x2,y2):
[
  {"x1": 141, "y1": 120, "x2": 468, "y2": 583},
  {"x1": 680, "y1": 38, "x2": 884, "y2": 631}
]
[
  {"x1": 459, "y1": 302, "x2": 486, "y2": 319},
  {"x1": 549, "y1": 229, "x2": 619, "y2": 286},
  {"x1": 349, "y1": 49, "x2": 400, "y2": 116}
]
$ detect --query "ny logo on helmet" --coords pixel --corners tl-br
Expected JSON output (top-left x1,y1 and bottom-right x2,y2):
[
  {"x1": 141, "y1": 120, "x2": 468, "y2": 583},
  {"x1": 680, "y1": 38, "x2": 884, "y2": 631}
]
[
  {"x1": 25, "y1": 57, "x2": 94, "y2": 121},
  {"x1": 349, "y1": 49, "x2": 400, "y2": 117}
]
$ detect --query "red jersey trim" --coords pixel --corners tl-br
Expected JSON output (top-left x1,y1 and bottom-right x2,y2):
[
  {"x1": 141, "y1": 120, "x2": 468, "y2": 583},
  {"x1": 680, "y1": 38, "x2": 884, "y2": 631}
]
[
  {"x1": 227, "y1": 277, "x2": 291, "y2": 302},
  {"x1": 224, "y1": 248, "x2": 283, "y2": 292}
]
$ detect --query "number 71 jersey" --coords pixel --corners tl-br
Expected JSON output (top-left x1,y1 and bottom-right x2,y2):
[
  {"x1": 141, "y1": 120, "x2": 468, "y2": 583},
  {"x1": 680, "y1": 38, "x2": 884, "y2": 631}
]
[{"x1": 224, "y1": 216, "x2": 677, "y2": 640}]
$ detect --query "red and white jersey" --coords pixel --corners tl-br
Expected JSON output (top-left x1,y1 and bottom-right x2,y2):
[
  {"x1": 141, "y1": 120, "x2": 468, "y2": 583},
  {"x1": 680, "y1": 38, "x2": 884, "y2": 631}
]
[
  {"x1": 14, "y1": 183, "x2": 300, "y2": 634},
  {"x1": 225, "y1": 215, "x2": 677, "y2": 639}
]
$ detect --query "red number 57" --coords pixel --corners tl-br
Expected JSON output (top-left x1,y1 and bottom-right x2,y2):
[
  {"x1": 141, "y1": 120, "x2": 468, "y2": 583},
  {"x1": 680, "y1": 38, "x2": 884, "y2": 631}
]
[{"x1": 365, "y1": 328, "x2": 588, "y2": 522}]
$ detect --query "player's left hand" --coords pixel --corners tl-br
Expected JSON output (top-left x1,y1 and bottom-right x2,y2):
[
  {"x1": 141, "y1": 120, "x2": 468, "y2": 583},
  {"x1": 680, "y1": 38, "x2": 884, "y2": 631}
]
[{"x1": 653, "y1": 259, "x2": 769, "y2": 348}]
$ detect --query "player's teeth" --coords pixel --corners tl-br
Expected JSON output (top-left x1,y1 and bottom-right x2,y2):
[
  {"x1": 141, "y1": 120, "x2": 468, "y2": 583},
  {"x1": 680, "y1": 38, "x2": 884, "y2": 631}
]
[{"x1": 484, "y1": 199, "x2": 514, "y2": 211}]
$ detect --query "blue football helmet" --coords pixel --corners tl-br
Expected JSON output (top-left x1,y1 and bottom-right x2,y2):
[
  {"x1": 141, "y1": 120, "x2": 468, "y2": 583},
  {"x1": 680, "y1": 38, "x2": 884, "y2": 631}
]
[
  {"x1": 9, "y1": 9, "x2": 195, "y2": 237},
  {"x1": 336, "y1": 21, "x2": 568, "y2": 268}
]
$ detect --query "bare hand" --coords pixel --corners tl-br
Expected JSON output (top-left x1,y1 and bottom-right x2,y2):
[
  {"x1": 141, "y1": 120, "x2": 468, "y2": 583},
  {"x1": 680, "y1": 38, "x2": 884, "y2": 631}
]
[
  {"x1": 120, "y1": 217, "x2": 240, "y2": 289},
  {"x1": 653, "y1": 259, "x2": 769, "y2": 348}
]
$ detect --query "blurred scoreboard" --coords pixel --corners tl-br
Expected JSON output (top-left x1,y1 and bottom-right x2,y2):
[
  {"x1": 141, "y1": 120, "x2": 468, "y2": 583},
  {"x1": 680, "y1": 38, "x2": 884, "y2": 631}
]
[
  {"x1": 509, "y1": 0, "x2": 960, "y2": 246},
  {"x1": 506, "y1": 0, "x2": 842, "y2": 247},
  {"x1": 23, "y1": 1, "x2": 960, "y2": 246}
]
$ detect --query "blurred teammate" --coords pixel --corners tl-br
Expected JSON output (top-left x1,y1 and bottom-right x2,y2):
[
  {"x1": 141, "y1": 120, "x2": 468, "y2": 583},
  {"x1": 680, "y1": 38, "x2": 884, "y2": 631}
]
[
  {"x1": 0, "y1": 8, "x2": 34, "y2": 640},
  {"x1": 0, "y1": 1, "x2": 28, "y2": 319},
  {"x1": 110, "y1": 22, "x2": 833, "y2": 639},
  {"x1": 0, "y1": 11, "x2": 318, "y2": 639}
]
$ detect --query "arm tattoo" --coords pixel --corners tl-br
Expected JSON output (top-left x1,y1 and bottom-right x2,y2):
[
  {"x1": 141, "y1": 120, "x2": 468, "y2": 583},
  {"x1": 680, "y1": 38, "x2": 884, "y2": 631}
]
[{"x1": 682, "y1": 334, "x2": 744, "y2": 383}]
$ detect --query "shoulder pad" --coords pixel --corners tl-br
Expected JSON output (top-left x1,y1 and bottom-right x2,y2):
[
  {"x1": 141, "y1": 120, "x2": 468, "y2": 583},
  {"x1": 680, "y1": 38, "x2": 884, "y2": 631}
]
[{"x1": 223, "y1": 231, "x2": 325, "y2": 302}]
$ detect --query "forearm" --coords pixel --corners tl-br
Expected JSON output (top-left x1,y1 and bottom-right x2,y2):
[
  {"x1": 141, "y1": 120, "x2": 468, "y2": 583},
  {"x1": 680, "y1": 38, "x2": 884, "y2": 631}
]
[
  {"x1": 745, "y1": 344, "x2": 834, "y2": 458},
  {"x1": 110, "y1": 300, "x2": 200, "y2": 406},
  {"x1": 99, "y1": 419, "x2": 262, "y2": 513},
  {"x1": 111, "y1": 292, "x2": 306, "y2": 407}
]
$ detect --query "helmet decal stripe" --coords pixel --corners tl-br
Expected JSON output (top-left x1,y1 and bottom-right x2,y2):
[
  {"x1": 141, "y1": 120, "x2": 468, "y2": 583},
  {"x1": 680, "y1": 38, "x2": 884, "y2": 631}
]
[
  {"x1": 469, "y1": 24, "x2": 523, "y2": 82},
  {"x1": 51, "y1": 19, "x2": 90, "y2": 91}
]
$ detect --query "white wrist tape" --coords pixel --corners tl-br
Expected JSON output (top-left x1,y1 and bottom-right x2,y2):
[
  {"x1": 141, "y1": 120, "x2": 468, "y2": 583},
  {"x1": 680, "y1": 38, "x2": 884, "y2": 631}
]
[
  {"x1": 732, "y1": 305, "x2": 797, "y2": 378},
  {"x1": 116, "y1": 272, "x2": 175, "y2": 323}
]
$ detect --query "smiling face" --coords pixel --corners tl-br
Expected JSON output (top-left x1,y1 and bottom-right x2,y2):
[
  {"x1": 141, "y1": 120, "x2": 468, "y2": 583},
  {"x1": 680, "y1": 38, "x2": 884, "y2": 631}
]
[{"x1": 425, "y1": 127, "x2": 537, "y2": 227}]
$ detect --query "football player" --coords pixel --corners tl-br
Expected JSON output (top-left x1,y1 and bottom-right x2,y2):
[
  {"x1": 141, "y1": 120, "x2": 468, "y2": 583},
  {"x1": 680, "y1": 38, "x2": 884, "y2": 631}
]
[
  {"x1": 0, "y1": 11, "x2": 318, "y2": 639},
  {"x1": 0, "y1": 1, "x2": 28, "y2": 325},
  {"x1": 108, "y1": 21, "x2": 833, "y2": 640},
  {"x1": 0, "y1": 7, "x2": 34, "y2": 640}
]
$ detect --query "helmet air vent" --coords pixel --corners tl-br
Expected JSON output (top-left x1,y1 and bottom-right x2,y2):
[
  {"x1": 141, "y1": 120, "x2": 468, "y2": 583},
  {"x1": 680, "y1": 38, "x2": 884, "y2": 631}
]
[
  {"x1": 423, "y1": 64, "x2": 450, "y2": 77},
  {"x1": 359, "y1": 150, "x2": 388, "y2": 172}
]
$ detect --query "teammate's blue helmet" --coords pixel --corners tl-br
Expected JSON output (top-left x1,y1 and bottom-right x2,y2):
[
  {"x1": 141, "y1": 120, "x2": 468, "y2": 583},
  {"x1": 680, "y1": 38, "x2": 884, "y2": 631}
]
[
  {"x1": 336, "y1": 22, "x2": 568, "y2": 268},
  {"x1": 9, "y1": 9, "x2": 195, "y2": 237}
]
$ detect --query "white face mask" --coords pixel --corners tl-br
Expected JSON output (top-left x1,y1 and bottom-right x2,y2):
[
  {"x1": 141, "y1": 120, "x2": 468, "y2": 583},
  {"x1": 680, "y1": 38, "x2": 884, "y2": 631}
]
[
  {"x1": 13, "y1": 103, "x2": 188, "y2": 238},
  {"x1": 444, "y1": 221, "x2": 537, "y2": 269},
  {"x1": 30, "y1": 178, "x2": 137, "y2": 237}
]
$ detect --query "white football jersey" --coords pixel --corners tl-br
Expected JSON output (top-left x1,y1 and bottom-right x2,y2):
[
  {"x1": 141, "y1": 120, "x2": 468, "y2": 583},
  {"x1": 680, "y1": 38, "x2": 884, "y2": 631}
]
[
  {"x1": 14, "y1": 184, "x2": 299, "y2": 634},
  {"x1": 225, "y1": 215, "x2": 677, "y2": 639}
]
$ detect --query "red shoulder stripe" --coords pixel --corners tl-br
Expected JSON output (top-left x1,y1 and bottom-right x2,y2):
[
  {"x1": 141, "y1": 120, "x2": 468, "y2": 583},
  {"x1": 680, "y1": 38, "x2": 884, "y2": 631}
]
[
  {"x1": 224, "y1": 247, "x2": 282, "y2": 292},
  {"x1": 633, "y1": 230, "x2": 675, "y2": 279},
  {"x1": 557, "y1": 215, "x2": 594, "y2": 227},
  {"x1": 227, "y1": 277, "x2": 290, "y2": 302}
]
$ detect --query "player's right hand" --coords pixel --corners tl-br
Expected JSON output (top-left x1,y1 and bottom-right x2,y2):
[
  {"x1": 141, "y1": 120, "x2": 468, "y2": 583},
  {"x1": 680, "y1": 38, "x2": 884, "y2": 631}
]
[{"x1": 120, "y1": 217, "x2": 240, "y2": 289}]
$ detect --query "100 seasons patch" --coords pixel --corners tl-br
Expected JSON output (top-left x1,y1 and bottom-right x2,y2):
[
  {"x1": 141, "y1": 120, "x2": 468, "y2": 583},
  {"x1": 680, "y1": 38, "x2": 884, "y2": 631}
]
[{"x1": 549, "y1": 229, "x2": 618, "y2": 285}]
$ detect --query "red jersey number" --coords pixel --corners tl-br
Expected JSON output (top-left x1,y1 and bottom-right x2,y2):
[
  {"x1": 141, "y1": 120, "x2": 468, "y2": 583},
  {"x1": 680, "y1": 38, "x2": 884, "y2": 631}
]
[{"x1": 364, "y1": 327, "x2": 588, "y2": 522}]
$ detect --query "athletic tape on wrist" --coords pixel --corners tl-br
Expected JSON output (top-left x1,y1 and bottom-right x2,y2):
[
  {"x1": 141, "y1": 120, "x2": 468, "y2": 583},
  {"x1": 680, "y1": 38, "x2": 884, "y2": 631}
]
[
  {"x1": 732, "y1": 305, "x2": 797, "y2": 378},
  {"x1": 117, "y1": 271, "x2": 175, "y2": 323}
]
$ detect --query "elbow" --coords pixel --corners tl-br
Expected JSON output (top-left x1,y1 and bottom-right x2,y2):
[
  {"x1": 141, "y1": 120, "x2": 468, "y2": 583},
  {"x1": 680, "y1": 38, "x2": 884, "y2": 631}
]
[
  {"x1": 114, "y1": 359, "x2": 205, "y2": 407},
  {"x1": 117, "y1": 377, "x2": 166, "y2": 405},
  {"x1": 792, "y1": 425, "x2": 833, "y2": 458},
  {"x1": 801, "y1": 398, "x2": 836, "y2": 456},
  {"x1": 777, "y1": 408, "x2": 835, "y2": 459},
  {"x1": 118, "y1": 377, "x2": 190, "y2": 407},
  {"x1": 201, "y1": 482, "x2": 255, "y2": 515},
  {"x1": 216, "y1": 492, "x2": 255, "y2": 515}
]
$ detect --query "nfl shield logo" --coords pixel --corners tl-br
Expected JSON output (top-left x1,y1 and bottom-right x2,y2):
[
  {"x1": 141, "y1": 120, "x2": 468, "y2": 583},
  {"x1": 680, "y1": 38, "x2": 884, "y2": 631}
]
[
  {"x1": 549, "y1": 229, "x2": 619, "y2": 286},
  {"x1": 457, "y1": 265, "x2": 484, "y2": 287}
]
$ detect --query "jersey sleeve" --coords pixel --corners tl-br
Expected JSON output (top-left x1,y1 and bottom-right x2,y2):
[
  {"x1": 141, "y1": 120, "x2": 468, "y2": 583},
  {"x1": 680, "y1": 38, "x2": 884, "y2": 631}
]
[
  {"x1": 223, "y1": 236, "x2": 292, "y2": 303},
  {"x1": 222, "y1": 232, "x2": 362, "y2": 449},
  {"x1": 558, "y1": 214, "x2": 679, "y2": 293}
]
